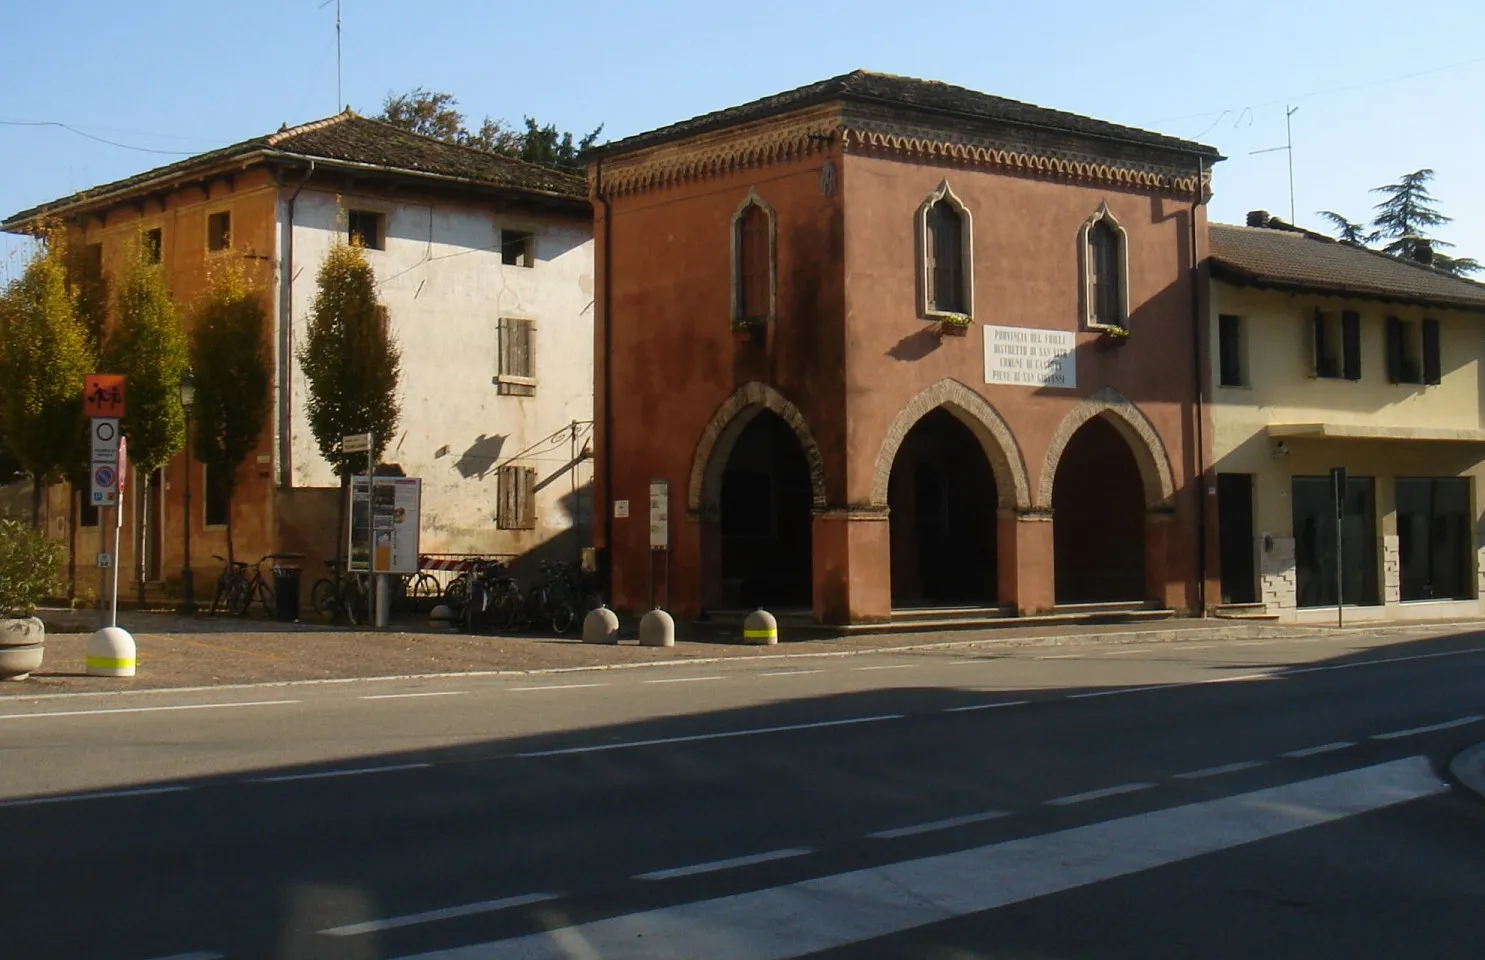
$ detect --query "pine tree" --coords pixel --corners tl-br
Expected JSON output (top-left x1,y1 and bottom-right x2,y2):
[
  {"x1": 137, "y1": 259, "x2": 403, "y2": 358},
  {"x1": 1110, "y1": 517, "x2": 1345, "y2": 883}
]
[
  {"x1": 189, "y1": 267, "x2": 271, "y2": 562},
  {"x1": 299, "y1": 242, "x2": 401, "y2": 562},
  {"x1": 0, "y1": 232, "x2": 93, "y2": 528},
  {"x1": 1370, "y1": 169, "x2": 1454, "y2": 263}
]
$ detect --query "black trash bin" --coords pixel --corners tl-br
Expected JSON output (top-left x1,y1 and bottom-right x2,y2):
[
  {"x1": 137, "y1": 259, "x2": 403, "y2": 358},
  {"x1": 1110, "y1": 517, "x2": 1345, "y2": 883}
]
[{"x1": 272, "y1": 564, "x2": 302, "y2": 621}]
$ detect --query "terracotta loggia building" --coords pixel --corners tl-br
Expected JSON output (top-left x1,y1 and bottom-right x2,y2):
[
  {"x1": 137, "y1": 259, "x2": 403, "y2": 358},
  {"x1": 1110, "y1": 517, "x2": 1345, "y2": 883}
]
[{"x1": 589, "y1": 72, "x2": 1222, "y2": 624}]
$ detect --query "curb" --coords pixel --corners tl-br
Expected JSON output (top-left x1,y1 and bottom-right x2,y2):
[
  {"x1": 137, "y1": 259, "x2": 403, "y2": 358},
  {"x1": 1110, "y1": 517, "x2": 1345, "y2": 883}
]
[{"x1": 1449, "y1": 742, "x2": 1485, "y2": 801}]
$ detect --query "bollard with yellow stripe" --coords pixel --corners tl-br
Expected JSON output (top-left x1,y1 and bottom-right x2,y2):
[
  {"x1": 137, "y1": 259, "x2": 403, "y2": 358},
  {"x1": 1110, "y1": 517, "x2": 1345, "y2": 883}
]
[
  {"x1": 87, "y1": 626, "x2": 137, "y2": 677},
  {"x1": 742, "y1": 608, "x2": 779, "y2": 646}
]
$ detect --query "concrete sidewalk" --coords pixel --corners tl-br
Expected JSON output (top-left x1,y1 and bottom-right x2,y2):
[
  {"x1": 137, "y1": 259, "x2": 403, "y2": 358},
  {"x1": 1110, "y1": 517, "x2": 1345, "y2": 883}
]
[
  {"x1": 6, "y1": 609, "x2": 1481, "y2": 697},
  {"x1": 1451, "y1": 743, "x2": 1485, "y2": 802}
]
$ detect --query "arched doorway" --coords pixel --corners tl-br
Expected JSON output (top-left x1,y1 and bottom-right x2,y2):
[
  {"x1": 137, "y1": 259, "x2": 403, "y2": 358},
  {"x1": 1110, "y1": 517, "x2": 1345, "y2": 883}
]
[
  {"x1": 1052, "y1": 415, "x2": 1146, "y2": 603},
  {"x1": 888, "y1": 408, "x2": 998, "y2": 606},
  {"x1": 717, "y1": 410, "x2": 814, "y2": 608}
]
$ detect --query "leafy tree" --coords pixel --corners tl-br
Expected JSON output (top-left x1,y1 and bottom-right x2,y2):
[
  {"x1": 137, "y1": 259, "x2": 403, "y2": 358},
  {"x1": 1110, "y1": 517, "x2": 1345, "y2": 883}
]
[
  {"x1": 189, "y1": 267, "x2": 271, "y2": 563},
  {"x1": 0, "y1": 232, "x2": 93, "y2": 528},
  {"x1": 1317, "y1": 168, "x2": 1480, "y2": 277},
  {"x1": 299, "y1": 242, "x2": 401, "y2": 561},
  {"x1": 378, "y1": 87, "x2": 601, "y2": 174}
]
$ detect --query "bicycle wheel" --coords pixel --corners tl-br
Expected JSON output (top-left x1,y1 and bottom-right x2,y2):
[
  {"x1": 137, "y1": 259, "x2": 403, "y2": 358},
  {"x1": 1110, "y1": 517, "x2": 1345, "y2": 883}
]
[
  {"x1": 551, "y1": 598, "x2": 577, "y2": 636},
  {"x1": 489, "y1": 586, "x2": 520, "y2": 631},
  {"x1": 340, "y1": 577, "x2": 364, "y2": 626},
  {"x1": 226, "y1": 580, "x2": 252, "y2": 617},
  {"x1": 258, "y1": 580, "x2": 276, "y2": 617},
  {"x1": 521, "y1": 586, "x2": 547, "y2": 629},
  {"x1": 443, "y1": 574, "x2": 469, "y2": 613},
  {"x1": 409, "y1": 573, "x2": 441, "y2": 607},
  {"x1": 310, "y1": 578, "x2": 337, "y2": 618}
]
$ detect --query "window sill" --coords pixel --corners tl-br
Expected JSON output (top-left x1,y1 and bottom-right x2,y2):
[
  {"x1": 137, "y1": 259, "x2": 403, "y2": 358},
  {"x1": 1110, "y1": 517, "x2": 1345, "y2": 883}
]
[
  {"x1": 1087, "y1": 322, "x2": 1130, "y2": 337},
  {"x1": 925, "y1": 310, "x2": 972, "y2": 324}
]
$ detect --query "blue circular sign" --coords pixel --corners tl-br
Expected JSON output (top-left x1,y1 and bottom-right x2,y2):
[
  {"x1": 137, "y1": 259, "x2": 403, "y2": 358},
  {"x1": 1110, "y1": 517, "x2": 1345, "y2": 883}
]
[{"x1": 94, "y1": 466, "x2": 116, "y2": 487}]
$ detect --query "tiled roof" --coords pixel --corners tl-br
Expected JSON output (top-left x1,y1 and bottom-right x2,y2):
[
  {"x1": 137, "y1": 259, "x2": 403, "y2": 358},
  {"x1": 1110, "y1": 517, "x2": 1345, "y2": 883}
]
[
  {"x1": 3, "y1": 112, "x2": 588, "y2": 229},
  {"x1": 1209, "y1": 223, "x2": 1485, "y2": 313},
  {"x1": 592, "y1": 70, "x2": 1221, "y2": 159}
]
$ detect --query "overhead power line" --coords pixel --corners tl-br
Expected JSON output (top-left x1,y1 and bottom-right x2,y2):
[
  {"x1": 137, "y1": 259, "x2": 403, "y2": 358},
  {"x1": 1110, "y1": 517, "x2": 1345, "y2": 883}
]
[{"x1": 0, "y1": 119, "x2": 201, "y2": 155}]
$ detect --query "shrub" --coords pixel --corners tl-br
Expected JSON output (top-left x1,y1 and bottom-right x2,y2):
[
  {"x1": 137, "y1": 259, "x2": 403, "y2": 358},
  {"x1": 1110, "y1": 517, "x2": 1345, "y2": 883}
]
[{"x1": 0, "y1": 518, "x2": 63, "y2": 616}]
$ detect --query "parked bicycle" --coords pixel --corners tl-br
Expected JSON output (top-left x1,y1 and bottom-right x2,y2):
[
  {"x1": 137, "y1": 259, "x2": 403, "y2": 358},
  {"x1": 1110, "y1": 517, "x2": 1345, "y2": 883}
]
[
  {"x1": 519, "y1": 560, "x2": 584, "y2": 635},
  {"x1": 227, "y1": 554, "x2": 286, "y2": 618},
  {"x1": 209, "y1": 553, "x2": 250, "y2": 616},
  {"x1": 463, "y1": 559, "x2": 522, "y2": 632},
  {"x1": 309, "y1": 560, "x2": 369, "y2": 626}
]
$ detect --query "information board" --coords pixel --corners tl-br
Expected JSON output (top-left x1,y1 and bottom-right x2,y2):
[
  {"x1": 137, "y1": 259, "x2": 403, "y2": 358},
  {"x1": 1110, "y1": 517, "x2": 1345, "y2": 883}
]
[{"x1": 349, "y1": 476, "x2": 422, "y2": 574}]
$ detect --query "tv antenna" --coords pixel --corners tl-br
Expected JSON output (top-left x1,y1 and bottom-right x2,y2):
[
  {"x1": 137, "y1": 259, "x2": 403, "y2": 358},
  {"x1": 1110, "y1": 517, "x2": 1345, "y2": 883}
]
[
  {"x1": 1250, "y1": 104, "x2": 1299, "y2": 223},
  {"x1": 319, "y1": 0, "x2": 343, "y2": 111}
]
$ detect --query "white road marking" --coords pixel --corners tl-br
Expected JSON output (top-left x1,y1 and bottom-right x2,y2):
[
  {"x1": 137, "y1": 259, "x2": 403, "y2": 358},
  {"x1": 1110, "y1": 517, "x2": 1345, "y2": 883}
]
[
  {"x1": 1171, "y1": 643, "x2": 1216, "y2": 650},
  {"x1": 144, "y1": 952, "x2": 225, "y2": 960},
  {"x1": 508, "y1": 683, "x2": 607, "y2": 692},
  {"x1": 943, "y1": 700, "x2": 1030, "y2": 713},
  {"x1": 1037, "y1": 653, "x2": 1080, "y2": 659},
  {"x1": 869, "y1": 810, "x2": 1010, "y2": 839},
  {"x1": 402, "y1": 758, "x2": 1443, "y2": 960},
  {"x1": 250, "y1": 763, "x2": 431, "y2": 784},
  {"x1": 1102, "y1": 649, "x2": 1149, "y2": 656},
  {"x1": 644, "y1": 675, "x2": 725, "y2": 684},
  {"x1": 1371, "y1": 715, "x2": 1483, "y2": 740},
  {"x1": 1285, "y1": 646, "x2": 1485, "y2": 675},
  {"x1": 1282, "y1": 741, "x2": 1355, "y2": 758},
  {"x1": 1173, "y1": 760, "x2": 1267, "y2": 780},
  {"x1": 758, "y1": 669, "x2": 823, "y2": 677},
  {"x1": 0, "y1": 699, "x2": 300, "y2": 721},
  {"x1": 1045, "y1": 782, "x2": 1155, "y2": 806},
  {"x1": 359, "y1": 691, "x2": 466, "y2": 700},
  {"x1": 1229, "y1": 640, "x2": 1277, "y2": 646},
  {"x1": 637, "y1": 848, "x2": 812, "y2": 881},
  {"x1": 944, "y1": 658, "x2": 998, "y2": 666},
  {"x1": 514, "y1": 714, "x2": 904, "y2": 758},
  {"x1": 1066, "y1": 684, "x2": 1179, "y2": 699},
  {"x1": 322, "y1": 892, "x2": 561, "y2": 936},
  {"x1": 854, "y1": 664, "x2": 915, "y2": 671},
  {"x1": 0, "y1": 785, "x2": 191, "y2": 809}
]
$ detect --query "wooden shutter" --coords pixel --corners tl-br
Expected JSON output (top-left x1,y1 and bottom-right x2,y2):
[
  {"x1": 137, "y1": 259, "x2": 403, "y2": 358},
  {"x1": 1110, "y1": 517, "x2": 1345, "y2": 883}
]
[
  {"x1": 521, "y1": 467, "x2": 538, "y2": 530},
  {"x1": 1422, "y1": 318, "x2": 1441, "y2": 384},
  {"x1": 497, "y1": 318, "x2": 535, "y2": 396},
  {"x1": 1312, "y1": 309, "x2": 1327, "y2": 377},
  {"x1": 497, "y1": 466, "x2": 515, "y2": 528},
  {"x1": 1385, "y1": 316, "x2": 1404, "y2": 383},
  {"x1": 1342, "y1": 311, "x2": 1361, "y2": 381}
]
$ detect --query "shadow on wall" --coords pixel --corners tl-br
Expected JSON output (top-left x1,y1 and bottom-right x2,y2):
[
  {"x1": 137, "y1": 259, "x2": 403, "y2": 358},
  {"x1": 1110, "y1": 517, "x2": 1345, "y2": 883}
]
[
  {"x1": 500, "y1": 483, "x2": 593, "y2": 583},
  {"x1": 888, "y1": 327, "x2": 944, "y2": 363},
  {"x1": 453, "y1": 434, "x2": 507, "y2": 480}
]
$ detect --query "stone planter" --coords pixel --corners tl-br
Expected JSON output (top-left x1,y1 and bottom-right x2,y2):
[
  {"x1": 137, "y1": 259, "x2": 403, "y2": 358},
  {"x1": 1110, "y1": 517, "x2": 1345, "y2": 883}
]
[{"x1": 0, "y1": 617, "x2": 44, "y2": 681}]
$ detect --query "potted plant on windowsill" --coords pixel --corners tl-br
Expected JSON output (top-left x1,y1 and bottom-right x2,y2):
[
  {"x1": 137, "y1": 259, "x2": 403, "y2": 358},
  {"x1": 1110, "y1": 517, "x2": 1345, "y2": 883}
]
[
  {"x1": 1092, "y1": 323, "x2": 1131, "y2": 347},
  {"x1": 0, "y1": 519, "x2": 63, "y2": 681},
  {"x1": 936, "y1": 313, "x2": 973, "y2": 337},
  {"x1": 732, "y1": 317, "x2": 766, "y2": 344}
]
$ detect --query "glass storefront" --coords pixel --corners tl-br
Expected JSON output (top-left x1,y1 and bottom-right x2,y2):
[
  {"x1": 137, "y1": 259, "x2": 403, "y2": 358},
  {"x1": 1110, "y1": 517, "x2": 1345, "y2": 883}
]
[
  {"x1": 1293, "y1": 476, "x2": 1378, "y2": 608},
  {"x1": 1397, "y1": 477, "x2": 1474, "y2": 602}
]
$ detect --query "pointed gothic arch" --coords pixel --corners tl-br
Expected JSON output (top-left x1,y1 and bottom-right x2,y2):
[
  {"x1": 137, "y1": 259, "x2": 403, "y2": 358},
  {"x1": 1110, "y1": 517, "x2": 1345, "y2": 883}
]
[
  {"x1": 1037, "y1": 387, "x2": 1176, "y2": 511},
  {"x1": 1080, "y1": 202, "x2": 1129, "y2": 331},
  {"x1": 689, "y1": 382, "x2": 828, "y2": 519},
  {"x1": 870, "y1": 379, "x2": 1031, "y2": 511}
]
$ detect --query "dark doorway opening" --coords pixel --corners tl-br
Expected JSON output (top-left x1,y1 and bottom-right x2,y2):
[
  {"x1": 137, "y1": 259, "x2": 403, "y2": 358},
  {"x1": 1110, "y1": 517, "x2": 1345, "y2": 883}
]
[
  {"x1": 1397, "y1": 477, "x2": 1473, "y2": 602},
  {"x1": 719, "y1": 411, "x2": 813, "y2": 608},
  {"x1": 887, "y1": 409, "x2": 999, "y2": 607},
  {"x1": 1053, "y1": 416, "x2": 1146, "y2": 603},
  {"x1": 1218, "y1": 473, "x2": 1257, "y2": 604}
]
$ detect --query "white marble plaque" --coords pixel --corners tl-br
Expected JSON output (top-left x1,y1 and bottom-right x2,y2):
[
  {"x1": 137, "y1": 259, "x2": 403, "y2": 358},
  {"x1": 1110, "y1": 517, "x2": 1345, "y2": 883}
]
[{"x1": 983, "y1": 324, "x2": 1076, "y2": 389}]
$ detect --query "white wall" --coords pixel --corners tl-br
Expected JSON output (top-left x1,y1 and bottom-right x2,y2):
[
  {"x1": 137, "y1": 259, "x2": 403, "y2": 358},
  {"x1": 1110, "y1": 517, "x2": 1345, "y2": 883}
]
[{"x1": 284, "y1": 188, "x2": 595, "y2": 559}]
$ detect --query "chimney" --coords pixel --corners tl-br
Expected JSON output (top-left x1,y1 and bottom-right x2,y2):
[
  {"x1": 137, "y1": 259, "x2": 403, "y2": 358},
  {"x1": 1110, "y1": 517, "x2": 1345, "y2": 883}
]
[
  {"x1": 1411, "y1": 241, "x2": 1434, "y2": 266},
  {"x1": 1246, "y1": 210, "x2": 1271, "y2": 228}
]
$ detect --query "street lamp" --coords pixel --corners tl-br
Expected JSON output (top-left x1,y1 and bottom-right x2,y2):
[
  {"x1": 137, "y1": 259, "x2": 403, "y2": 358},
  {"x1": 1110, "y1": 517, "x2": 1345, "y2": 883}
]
[{"x1": 178, "y1": 370, "x2": 197, "y2": 614}]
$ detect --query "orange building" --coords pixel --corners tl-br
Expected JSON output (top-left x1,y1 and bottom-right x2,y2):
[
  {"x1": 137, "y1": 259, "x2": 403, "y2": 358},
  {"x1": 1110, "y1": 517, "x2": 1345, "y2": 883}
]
[{"x1": 590, "y1": 72, "x2": 1222, "y2": 625}]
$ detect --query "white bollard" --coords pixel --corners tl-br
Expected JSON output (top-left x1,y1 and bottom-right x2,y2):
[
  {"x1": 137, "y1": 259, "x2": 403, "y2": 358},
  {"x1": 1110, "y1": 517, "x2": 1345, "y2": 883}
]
[
  {"x1": 87, "y1": 626, "x2": 137, "y2": 677},
  {"x1": 582, "y1": 606, "x2": 620, "y2": 645},
  {"x1": 742, "y1": 608, "x2": 778, "y2": 645},
  {"x1": 429, "y1": 604, "x2": 456, "y2": 628},
  {"x1": 639, "y1": 609, "x2": 676, "y2": 647}
]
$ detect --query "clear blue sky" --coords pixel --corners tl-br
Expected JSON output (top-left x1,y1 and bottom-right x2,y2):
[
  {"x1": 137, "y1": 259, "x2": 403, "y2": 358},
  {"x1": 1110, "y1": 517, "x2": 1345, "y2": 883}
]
[{"x1": 3, "y1": 0, "x2": 1482, "y2": 281}]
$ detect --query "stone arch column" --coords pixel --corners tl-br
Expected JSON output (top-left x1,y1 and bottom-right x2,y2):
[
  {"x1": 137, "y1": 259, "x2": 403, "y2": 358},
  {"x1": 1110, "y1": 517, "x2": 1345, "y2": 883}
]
[
  {"x1": 688, "y1": 382, "x2": 828, "y2": 520},
  {"x1": 869, "y1": 379, "x2": 1031, "y2": 511},
  {"x1": 1036, "y1": 386, "x2": 1176, "y2": 512}
]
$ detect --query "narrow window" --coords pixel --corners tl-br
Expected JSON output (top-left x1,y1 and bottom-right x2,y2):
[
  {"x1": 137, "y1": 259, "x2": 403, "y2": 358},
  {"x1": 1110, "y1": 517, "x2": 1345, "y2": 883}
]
[
  {"x1": 735, "y1": 202, "x2": 771, "y2": 323},
  {"x1": 497, "y1": 465, "x2": 538, "y2": 529},
  {"x1": 926, "y1": 199, "x2": 966, "y2": 314},
  {"x1": 1422, "y1": 318, "x2": 1442, "y2": 385},
  {"x1": 207, "y1": 211, "x2": 231, "y2": 252},
  {"x1": 501, "y1": 229, "x2": 534, "y2": 267},
  {"x1": 204, "y1": 462, "x2": 229, "y2": 527},
  {"x1": 1386, "y1": 316, "x2": 1424, "y2": 384},
  {"x1": 143, "y1": 228, "x2": 162, "y2": 265},
  {"x1": 1312, "y1": 310, "x2": 1345, "y2": 379},
  {"x1": 496, "y1": 317, "x2": 536, "y2": 396},
  {"x1": 1218, "y1": 314, "x2": 1244, "y2": 386},
  {"x1": 348, "y1": 210, "x2": 385, "y2": 250},
  {"x1": 1088, "y1": 219, "x2": 1125, "y2": 328}
]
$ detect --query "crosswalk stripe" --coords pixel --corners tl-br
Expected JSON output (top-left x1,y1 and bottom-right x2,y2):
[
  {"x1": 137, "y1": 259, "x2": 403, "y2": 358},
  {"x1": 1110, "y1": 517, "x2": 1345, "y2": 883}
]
[{"x1": 390, "y1": 757, "x2": 1444, "y2": 960}]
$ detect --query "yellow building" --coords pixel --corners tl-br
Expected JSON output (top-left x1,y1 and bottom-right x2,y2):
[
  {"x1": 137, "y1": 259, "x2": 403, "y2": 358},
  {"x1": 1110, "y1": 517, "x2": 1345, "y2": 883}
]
[{"x1": 1208, "y1": 214, "x2": 1485, "y2": 622}]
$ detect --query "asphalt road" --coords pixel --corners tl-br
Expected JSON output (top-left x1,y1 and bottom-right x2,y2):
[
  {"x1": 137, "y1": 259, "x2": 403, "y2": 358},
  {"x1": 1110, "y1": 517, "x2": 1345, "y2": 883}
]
[{"x1": 2, "y1": 627, "x2": 1484, "y2": 959}]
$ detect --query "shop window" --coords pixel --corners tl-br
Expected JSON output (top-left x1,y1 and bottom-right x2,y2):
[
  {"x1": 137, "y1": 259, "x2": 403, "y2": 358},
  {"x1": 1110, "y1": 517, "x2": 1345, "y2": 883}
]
[
  {"x1": 1313, "y1": 309, "x2": 1360, "y2": 380},
  {"x1": 1397, "y1": 477, "x2": 1472, "y2": 601},
  {"x1": 1293, "y1": 475, "x2": 1378, "y2": 608}
]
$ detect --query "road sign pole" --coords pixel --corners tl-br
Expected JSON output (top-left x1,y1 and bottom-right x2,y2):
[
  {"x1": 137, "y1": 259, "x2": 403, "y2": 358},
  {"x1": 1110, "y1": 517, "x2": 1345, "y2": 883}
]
[{"x1": 367, "y1": 436, "x2": 376, "y2": 628}]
